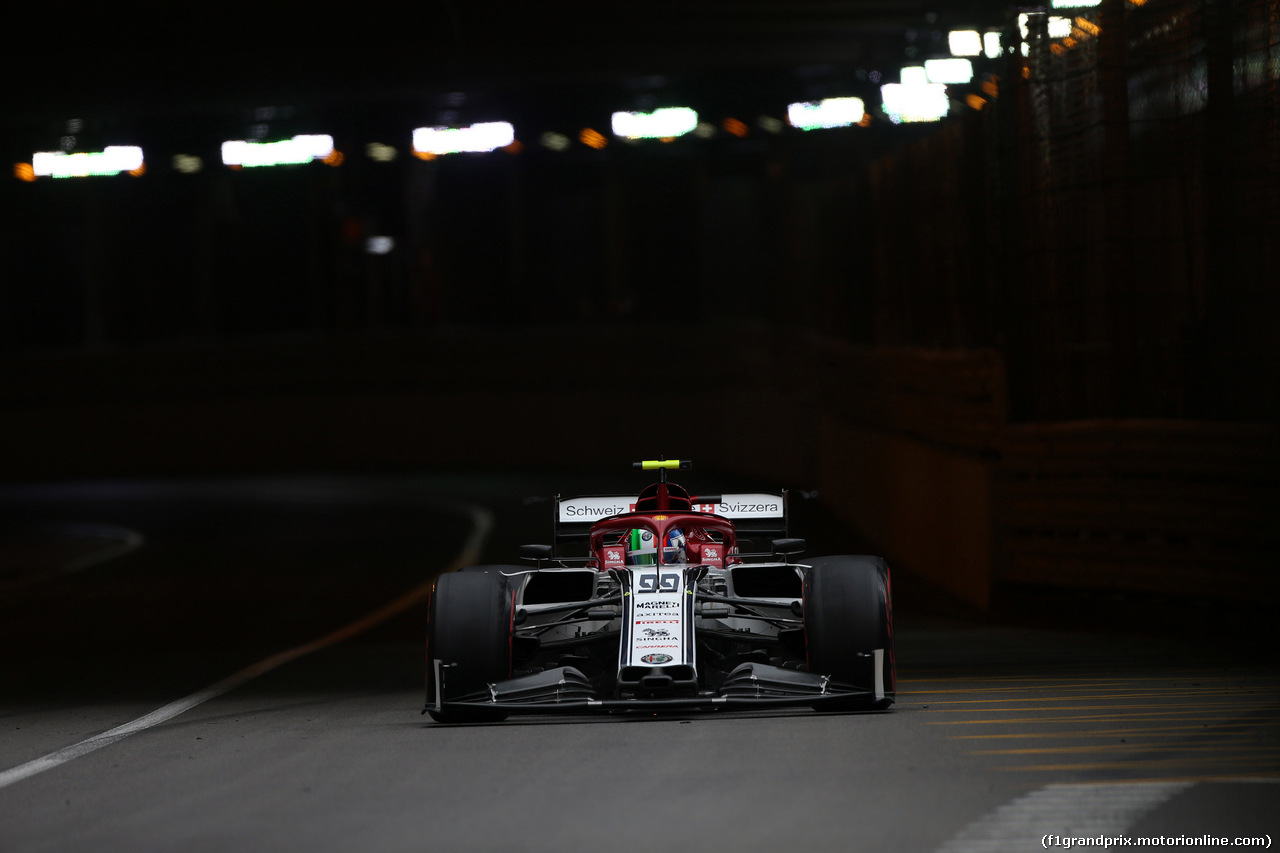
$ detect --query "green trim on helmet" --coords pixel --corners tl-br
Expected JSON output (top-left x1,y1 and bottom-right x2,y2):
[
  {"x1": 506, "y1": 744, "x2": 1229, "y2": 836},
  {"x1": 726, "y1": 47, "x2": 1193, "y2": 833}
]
[{"x1": 627, "y1": 528, "x2": 657, "y2": 565}]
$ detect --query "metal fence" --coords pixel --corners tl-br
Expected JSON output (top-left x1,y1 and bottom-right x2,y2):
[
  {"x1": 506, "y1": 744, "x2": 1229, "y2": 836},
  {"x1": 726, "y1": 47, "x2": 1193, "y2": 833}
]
[{"x1": 867, "y1": 0, "x2": 1279, "y2": 424}]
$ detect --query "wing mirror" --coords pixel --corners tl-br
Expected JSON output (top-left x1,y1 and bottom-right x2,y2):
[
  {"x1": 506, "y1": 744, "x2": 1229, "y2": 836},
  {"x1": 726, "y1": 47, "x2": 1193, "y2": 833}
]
[
  {"x1": 771, "y1": 538, "x2": 806, "y2": 561},
  {"x1": 519, "y1": 544, "x2": 554, "y2": 566}
]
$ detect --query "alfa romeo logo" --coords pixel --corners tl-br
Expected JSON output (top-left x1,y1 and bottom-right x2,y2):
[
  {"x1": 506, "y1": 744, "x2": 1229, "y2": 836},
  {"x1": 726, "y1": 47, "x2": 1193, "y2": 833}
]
[{"x1": 641, "y1": 654, "x2": 673, "y2": 664}]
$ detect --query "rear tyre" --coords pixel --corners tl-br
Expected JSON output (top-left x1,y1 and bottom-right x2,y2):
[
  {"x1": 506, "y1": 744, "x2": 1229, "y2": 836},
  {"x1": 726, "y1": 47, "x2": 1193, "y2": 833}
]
[
  {"x1": 425, "y1": 569, "x2": 514, "y2": 723},
  {"x1": 803, "y1": 556, "x2": 895, "y2": 710}
]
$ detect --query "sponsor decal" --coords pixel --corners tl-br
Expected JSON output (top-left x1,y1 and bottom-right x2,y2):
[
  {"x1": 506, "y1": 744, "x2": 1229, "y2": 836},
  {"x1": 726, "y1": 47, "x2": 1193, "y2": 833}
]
[
  {"x1": 637, "y1": 571, "x2": 681, "y2": 594},
  {"x1": 558, "y1": 497, "x2": 636, "y2": 521},
  {"x1": 603, "y1": 548, "x2": 624, "y2": 565},
  {"x1": 562, "y1": 504, "x2": 628, "y2": 518},
  {"x1": 627, "y1": 567, "x2": 688, "y2": 668},
  {"x1": 560, "y1": 493, "x2": 783, "y2": 521},
  {"x1": 717, "y1": 501, "x2": 781, "y2": 515},
  {"x1": 703, "y1": 547, "x2": 719, "y2": 561},
  {"x1": 692, "y1": 494, "x2": 785, "y2": 518}
]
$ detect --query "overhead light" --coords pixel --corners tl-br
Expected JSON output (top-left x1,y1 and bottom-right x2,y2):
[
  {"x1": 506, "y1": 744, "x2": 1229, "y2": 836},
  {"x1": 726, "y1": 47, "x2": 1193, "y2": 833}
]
[
  {"x1": 925, "y1": 58, "x2": 974, "y2": 84},
  {"x1": 880, "y1": 83, "x2": 950, "y2": 124},
  {"x1": 540, "y1": 132, "x2": 571, "y2": 151},
  {"x1": 949, "y1": 30, "x2": 983, "y2": 56},
  {"x1": 901, "y1": 66, "x2": 929, "y2": 85},
  {"x1": 221, "y1": 135, "x2": 333, "y2": 168},
  {"x1": 786, "y1": 97, "x2": 866, "y2": 130},
  {"x1": 32, "y1": 146, "x2": 145, "y2": 178},
  {"x1": 757, "y1": 115, "x2": 785, "y2": 134},
  {"x1": 411, "y1": 122, "x2": 515, "y2": 155},
  {"x1": 1019, "y1": 13, "x2": 1076, "y2": 40},
  {"x1": 610, "y1": 107, "x2": 698, "y2": 139},
  {"x1": 579, "y1": 128, "x2": 608, "y2": 149},
  {"x1": 172, "y1": 154, "x2": 203, "y2": 174},
  {"x1": 365, "y1": 143, "x2": 398, "y2": 162},
  {"x1": 984, "y1": 32, "x2": 1003, "y2": 59}
]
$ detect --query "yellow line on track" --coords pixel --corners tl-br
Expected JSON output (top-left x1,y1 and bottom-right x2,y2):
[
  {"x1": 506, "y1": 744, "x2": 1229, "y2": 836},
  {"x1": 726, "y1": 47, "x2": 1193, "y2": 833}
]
[
  {"x1": 904, "y1": 692, "x2": 1272, "y2": 704},
  {"x1": 929, "y1": 712, "x2": 1274, "y2": 724},
  {"x1": 970, "y1": 743, "x2": 1272, "y2": 756},
  {"x1": 952, "y1": 723, "x2": 1263, "y2": 738},
  {"x1": 899, "y1": 680, "x2": 1277, "y2": 694},
  {"x1": 996, "y1": 755, "x2": 1280, "y2": 772},
  {"x1": 915, "y1": 703, "x2": 1272, "y2": 714},
  {"x1": 899, "y1": 673, "x2": 1259, "y2": 684}
]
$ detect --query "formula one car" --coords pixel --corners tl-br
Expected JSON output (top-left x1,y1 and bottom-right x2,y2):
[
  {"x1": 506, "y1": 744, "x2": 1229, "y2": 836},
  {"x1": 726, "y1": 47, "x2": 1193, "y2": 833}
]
[{"x1": 424, "y1": 460, "x2": 894, "y2": 721}]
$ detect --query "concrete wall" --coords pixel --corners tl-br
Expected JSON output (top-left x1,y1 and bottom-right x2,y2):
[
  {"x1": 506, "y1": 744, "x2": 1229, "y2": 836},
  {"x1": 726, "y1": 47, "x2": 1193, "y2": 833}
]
[{"x1": 815, "y1": 418, "x2": 994, "y2": 608}]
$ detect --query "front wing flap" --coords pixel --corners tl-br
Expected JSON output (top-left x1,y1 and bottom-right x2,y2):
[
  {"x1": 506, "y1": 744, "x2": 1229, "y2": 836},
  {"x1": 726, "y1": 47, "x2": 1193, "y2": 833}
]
[{"x1": 427, "y1": 661, "x2": 888, "y2": 716}]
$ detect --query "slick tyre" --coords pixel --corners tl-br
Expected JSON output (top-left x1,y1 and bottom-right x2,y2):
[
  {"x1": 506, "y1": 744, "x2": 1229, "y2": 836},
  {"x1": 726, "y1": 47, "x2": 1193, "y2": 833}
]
[
  {"x1": 425, "y1": 569, "x2": 514, "y2": 723},
  {"x1": 803, "y1": 556, "x2": 895, "y2": 710}
]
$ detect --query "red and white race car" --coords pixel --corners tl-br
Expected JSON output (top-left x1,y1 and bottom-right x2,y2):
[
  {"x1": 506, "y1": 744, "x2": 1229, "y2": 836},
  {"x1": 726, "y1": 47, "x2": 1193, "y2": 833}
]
[{"x1": 425, "y1": 460, "x2": 895, "y2": 722}]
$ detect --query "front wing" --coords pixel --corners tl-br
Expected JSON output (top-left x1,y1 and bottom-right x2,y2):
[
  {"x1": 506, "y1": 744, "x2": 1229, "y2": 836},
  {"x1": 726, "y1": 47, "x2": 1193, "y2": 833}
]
[{"x1": 427, "y1": 657, "x2": 890, "y2": 716}]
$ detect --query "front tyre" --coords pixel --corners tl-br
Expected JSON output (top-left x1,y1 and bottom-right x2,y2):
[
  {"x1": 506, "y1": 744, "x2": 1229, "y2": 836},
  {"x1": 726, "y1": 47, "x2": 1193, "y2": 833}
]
[
  {"x1": 425, "y1": 569, "x2": 514, "y2": 723},
  {"x1": 803, "y1": 556, "x2": 895, "y2": 710}
]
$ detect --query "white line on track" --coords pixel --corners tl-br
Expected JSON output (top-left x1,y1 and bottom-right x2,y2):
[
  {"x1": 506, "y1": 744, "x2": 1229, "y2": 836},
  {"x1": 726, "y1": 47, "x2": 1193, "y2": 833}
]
[
  {"x1": 0, "y1": 504, "x2": 492, "y2": 791},
  {"x1": 0, "y1": 523, "x2": 146, "y2": 594},
  {"x1": 935, "y1": 781, "x2": 1194, "y2": 852},
  {"x1": 58, "y1": 523, "x2": 147, "y2": 573},
  {"x1": 935, "y1": 778, "x2": 1280, "y2": 852}
]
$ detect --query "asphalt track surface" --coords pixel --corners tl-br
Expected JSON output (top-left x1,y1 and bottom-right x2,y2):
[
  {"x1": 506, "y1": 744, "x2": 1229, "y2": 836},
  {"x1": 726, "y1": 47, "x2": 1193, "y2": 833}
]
[{"x1": 1, "y1": 473, "x2": 1276, "y2": 852}]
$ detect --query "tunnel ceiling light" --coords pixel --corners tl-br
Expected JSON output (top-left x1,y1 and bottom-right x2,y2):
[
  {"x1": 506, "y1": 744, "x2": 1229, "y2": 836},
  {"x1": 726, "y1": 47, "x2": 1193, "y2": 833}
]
[
  {"x1": 610, "y1": 107, "x2": 698, "y2": 139},
  {"x1": 787, "y1": 97, "x2": 866, "y2": 130},
  {"x1": 984, "y1": 32, "x2": 1003, "y2": 59},
  {"x1": 411, "y1": 122, "x2": 515, "y2": 155},
  {"x1": 540, "y1": 132, "x2": 571, "y2": 151},
  {"x1": 757, "y1": 115, "x2": 785, "y2": 134},
  {"x1": 1049, "y1": 16, "x2": 1074, "y2": 37},
  {"x1": 221, "y1": 134, "x2": 333, "y2": 168},
  {"x1": 1051, "y1": 0, "x2": 1100, "y2": 7},
  {"x1": 579, "y1": 128, "x2": 608, "y2": 149},
  {"x1": 901, "y1": 66, "x2": 929, "y2": 85},
  {"x1": 925, "y1": 58, "x2": 974, "y2": 84},
  {"x1": 949, "y1": 30, "x2": 983, "y2": 56},
  {"x1": 172, "y1": 154, "x2": 203, "y2": 174},
  {"x1": 880, "y1": 83, "x2": 951, "y2": 124},
  {"x1": 32, "y1": 146, "x2": 144, "y2": 178},
  {"x1": 1019, "y1": 13, "x2": 1076, "y2": 41}
]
